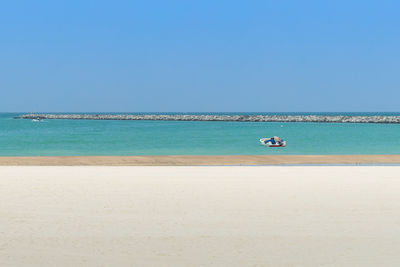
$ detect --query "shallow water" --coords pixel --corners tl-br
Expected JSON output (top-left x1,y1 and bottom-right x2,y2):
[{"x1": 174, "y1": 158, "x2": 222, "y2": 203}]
[{"x1": 1, "y1": 113, "x2": 400, "y2": 156}]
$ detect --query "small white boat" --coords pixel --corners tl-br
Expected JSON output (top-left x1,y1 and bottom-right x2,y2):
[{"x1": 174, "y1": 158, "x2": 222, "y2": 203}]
[{"x1": 260, "y1": 137, "x2": 286, "y2": 147}]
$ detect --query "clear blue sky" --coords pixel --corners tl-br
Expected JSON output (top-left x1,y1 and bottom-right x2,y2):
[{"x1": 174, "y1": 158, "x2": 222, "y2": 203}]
[{"x1": 1, "y1": 0, "x2": 399, "y2": 112}]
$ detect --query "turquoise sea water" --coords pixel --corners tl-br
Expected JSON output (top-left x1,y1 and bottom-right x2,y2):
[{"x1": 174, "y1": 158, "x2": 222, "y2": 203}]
[{"x1": 1, "y1": 113, "x2": 400, "y2": 156}]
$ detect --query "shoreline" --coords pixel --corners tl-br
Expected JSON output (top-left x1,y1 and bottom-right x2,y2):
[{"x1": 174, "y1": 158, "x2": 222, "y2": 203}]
[{"x1": 1, "y1": 154, "x2": 400, "y2": 165}]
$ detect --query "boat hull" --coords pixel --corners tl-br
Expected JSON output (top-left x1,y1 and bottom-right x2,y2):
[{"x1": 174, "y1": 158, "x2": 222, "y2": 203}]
[{"x1": 260, "y1": 139, "x2": 286, "y2": 147}]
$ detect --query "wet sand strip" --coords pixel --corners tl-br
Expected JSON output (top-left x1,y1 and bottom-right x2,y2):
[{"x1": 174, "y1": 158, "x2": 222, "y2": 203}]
[{"x1": 1, "y1": 154, "x2": 400, "y2": 165}]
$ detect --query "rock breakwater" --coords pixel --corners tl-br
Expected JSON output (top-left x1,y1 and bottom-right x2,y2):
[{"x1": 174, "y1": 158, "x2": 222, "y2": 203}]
[{"x1": 14, "y1": 114, "x2": 400, "y2": 123}]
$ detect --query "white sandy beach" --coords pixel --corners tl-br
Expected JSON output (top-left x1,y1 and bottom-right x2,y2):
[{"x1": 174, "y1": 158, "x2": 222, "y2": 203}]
[{"x1": 1, "y1": 166, "x2": 400, "y2": 266}]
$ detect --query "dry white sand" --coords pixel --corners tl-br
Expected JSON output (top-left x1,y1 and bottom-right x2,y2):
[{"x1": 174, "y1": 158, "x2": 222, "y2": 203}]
[{"x1": 1, "y1": 166, "x2": 400, "y2": 266}]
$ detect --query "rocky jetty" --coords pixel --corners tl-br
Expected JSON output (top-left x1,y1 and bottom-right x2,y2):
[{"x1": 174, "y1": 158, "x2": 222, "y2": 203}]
[{"x1": 14, "y1": 114, "x2": 400, "y2": 123}]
